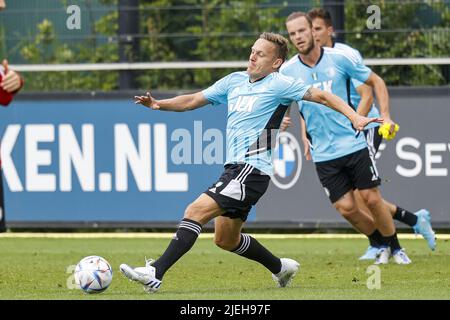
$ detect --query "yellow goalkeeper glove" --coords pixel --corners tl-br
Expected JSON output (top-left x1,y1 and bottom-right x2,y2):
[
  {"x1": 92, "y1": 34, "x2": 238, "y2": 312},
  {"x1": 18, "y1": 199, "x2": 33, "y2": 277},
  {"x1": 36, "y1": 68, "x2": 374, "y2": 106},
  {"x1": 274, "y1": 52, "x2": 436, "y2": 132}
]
[{"x1": 378, "y1": 123, "x2": 400, "y2": 141}]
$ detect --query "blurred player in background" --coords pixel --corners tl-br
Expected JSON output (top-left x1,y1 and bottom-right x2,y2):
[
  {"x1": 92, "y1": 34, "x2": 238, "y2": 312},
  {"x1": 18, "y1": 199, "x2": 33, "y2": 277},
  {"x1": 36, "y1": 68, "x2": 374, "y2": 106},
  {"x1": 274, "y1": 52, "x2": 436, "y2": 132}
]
[
  {"x1": 305, "y1": 8, "x2": 436, "y2": 259},
  {"x1": 0, "y1": 0, "x2": 25, "y2": 232},
  {"x1": 280, "y1": 11, "x2": 413, "y2": 264},
  {"x1": 119, "y1": 32, "x2": 379, "y2": 293}
]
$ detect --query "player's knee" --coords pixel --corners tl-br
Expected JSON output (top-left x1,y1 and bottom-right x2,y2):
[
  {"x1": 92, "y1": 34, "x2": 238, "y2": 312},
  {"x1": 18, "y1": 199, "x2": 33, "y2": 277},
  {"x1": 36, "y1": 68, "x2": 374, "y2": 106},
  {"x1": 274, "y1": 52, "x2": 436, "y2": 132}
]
[
  {"x1": 334, "y1": 200, "x2": 358, "y2": 220},
  {"x1": 184, "y1": 203, "x2": 207, "y2": 222},
  {"x1": 361, "y1": 190, "x2": 382, "y2": 210},
  {"x1": 214, "y1": 235, "x2": 239, "y2": 251},
  {"x1": 366, "y1": 198, "x2": 380, "y2": 210},
  {"x1": 337, "y1": 205, "x2": 359, "y2": 221}
]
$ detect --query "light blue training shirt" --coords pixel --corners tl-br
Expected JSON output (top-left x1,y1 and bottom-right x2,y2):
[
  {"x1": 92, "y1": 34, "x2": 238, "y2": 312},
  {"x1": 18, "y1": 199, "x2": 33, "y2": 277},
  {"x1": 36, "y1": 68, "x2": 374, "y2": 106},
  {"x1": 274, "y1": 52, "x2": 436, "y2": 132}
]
[
  {"x1": 202, "y1": 71, "x2": 309, "y2": 174},
  {"x1": 334, "y1": 42, "x2": 380, "y2": 129},
  {"x1": 280, "y1": 47, "x2": 372, "y2": 162}
]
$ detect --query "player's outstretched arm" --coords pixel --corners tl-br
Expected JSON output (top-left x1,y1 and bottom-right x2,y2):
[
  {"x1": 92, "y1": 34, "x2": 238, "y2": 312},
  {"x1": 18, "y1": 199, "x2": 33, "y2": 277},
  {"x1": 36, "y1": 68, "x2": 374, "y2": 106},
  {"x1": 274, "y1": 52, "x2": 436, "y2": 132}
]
[
  {"x1": 364, "y1": 72, "x2": 396, "y2": 133},
  {"x1": 134, "y1": 91, "x2": 209, "y2": 112},
  {"x1": 302, "y1": 87, "x2": 383, "y2": 131},
  {"x1": 355, "y1": 83, "x2": 374, "y2": 117}
]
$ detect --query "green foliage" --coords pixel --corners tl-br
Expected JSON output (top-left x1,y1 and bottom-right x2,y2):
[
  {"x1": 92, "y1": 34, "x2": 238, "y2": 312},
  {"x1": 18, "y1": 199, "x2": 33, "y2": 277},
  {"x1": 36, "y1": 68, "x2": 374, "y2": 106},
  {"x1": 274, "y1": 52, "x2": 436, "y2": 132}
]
[
  {"x1": 16, "y1": 1, "x2": 450, "y2": 91},
  {"x1": 0, "y1": 26, "x2": 6, "y2": 59},
  {"x1": 135, "y1": 0, "x2": 182, "y2": 90},
  {"x1": 135, "y1": 0, "x2": 287, "y2": 90},
  {"x1": 19, "y1": 1, "x2": 119, "y2": 91},
  {"x1": 186, "y1": 0, "x2": 287, "y2": 88},
  {"x1": 345, "y1": 0, "x2": 450, "y2": 86}
]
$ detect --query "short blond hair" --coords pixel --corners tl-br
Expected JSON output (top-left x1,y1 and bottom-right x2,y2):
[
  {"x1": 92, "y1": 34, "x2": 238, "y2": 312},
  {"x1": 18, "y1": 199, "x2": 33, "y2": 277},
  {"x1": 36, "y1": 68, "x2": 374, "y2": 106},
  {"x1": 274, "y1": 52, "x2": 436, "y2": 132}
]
[
  {"x1": 286, "y1": 11, "x2": 312, "y2": 27},
  {"x1": 259, "y1": 32, "x2": 289, "y2": 62}
]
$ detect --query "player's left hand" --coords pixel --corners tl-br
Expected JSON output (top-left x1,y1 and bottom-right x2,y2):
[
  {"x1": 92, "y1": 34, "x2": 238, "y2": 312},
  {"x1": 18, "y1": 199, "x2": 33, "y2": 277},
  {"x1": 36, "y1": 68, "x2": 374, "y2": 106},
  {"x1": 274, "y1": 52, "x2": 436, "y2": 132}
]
[
  {"x1": 1, "y1": 60, "x2": 22, "y2": 93},
  {"x1": 352, "y1": 114, "x2": 383, "y2": 131}
]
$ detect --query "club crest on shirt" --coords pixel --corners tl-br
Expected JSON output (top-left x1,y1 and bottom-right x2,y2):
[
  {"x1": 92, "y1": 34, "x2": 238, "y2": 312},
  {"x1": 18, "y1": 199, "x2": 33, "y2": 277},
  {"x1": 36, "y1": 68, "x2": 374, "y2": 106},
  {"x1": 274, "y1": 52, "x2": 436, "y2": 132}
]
[{"x1": 326, "y1": 67, "x2": 336, "y2": 78}]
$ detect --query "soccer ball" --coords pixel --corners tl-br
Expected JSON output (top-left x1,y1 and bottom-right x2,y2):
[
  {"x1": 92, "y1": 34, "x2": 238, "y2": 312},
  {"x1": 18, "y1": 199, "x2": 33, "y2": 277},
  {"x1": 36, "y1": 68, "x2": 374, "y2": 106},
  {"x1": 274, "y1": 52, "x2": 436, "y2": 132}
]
[{"x1": 74, "y1": 256, "x2": 113, "y2": 294}]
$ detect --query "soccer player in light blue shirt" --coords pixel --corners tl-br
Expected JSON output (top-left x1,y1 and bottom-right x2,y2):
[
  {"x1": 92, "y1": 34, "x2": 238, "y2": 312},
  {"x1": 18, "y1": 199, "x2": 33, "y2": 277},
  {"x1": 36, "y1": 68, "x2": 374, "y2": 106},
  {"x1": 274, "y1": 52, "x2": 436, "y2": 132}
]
[
  {"x1": 120, "y1": 32, "x2": 379, "y2": 293},
  {"x1": 201, "y1": 68, "x2": 308, "y2": 175},
  {"x1": 307, "y1": 7, "x2": 436, "y2": 256},
  {"x1": 281, "y1": 12, "x2": 413, "y2": 264}
]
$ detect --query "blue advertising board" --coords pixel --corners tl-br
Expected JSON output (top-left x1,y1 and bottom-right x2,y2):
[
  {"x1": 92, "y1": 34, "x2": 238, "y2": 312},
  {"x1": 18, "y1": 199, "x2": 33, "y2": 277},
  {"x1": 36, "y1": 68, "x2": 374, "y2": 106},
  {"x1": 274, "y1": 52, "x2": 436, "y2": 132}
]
[
  {"x1": 1, "y1": 87, "x2": 450, "y2": 228},
  {"x1": 0, "y1": 98, "x2": 258, "y2": 222}
]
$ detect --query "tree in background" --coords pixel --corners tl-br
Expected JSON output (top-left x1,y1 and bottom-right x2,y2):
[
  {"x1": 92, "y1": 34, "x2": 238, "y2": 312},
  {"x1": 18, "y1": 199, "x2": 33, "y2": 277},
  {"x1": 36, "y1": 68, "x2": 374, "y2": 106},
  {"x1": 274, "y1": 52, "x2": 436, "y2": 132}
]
[
  {"x1": 345, "y1": 0, "x2": 450, "y2": 86},
  {"x1": 136, "y1": 0, "x2": 287, "y2": 90},
  {"x1": 18, "y1": 0, "x2": 119, "y2": 91},
  {"x1": 10, "y1": 0, "x2": 450, "y2": 91}
]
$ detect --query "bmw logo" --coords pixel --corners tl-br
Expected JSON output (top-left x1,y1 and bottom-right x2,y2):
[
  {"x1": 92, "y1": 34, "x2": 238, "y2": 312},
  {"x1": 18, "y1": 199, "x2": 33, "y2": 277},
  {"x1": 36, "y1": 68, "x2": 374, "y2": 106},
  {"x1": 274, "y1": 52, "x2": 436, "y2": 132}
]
[{"x1": 272, "y1": 131, "x2": 303, "y2": 189}]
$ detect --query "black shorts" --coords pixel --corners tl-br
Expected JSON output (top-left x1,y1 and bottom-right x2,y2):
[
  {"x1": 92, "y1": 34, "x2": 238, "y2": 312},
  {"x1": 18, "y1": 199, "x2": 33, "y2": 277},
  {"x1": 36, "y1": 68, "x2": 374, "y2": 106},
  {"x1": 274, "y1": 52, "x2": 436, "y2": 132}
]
[
  {"x1": 315, "y1": 148, "x2": 381, "y2": 203},
  {"x1": 364, "y1": 127, "x2": 383, "y2": 161},
  {"x1": 204, "y1": 163, "x2": 270, "y2": 222}
]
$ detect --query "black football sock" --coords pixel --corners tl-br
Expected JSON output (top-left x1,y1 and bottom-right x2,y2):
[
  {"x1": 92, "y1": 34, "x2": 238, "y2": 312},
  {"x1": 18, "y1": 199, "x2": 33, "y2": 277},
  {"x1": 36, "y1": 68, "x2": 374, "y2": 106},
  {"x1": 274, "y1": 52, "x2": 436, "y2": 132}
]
[
  {"x1": 383, "y1": 233, "x2": 402, "y2": 253},
  {"x1": 367, "y1": 229, "x2": 384, "y2": 247},
  {"x1": 393, "y1": 206, "x2": 418, "y2": 227},
  {"x1": 231, "y1": 233, "x2": 282, "y2": 274},
  {"x1": 377, "y1": 232, "x2": 390, "y2": 247},
  {"x1": 152, "y1": 218, "x2": 202, "y2": 280}
]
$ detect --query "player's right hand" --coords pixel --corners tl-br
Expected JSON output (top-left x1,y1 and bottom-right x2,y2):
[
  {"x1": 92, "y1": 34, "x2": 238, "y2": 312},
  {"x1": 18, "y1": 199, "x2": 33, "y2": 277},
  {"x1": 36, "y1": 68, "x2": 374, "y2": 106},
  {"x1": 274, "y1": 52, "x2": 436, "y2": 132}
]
[
  {"x1": 382, "y1": 118, "x2": 397, "y2": 135},
  {"x1": 134, "y1": 92, "x2": 160, "y2": 110},
  {"x1": 280, "y1": 116, "x2": 291, "y2": 132},
  {"x1": 378, "y1": 122, "x2": 400, "y2": 140}
]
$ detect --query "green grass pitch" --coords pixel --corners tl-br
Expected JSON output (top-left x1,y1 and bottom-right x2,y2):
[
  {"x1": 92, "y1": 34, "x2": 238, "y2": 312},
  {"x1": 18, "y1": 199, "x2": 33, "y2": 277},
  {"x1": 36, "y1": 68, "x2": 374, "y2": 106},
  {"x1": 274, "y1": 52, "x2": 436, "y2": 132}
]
[{"x1": 0, "y1": 235, "x2": 449, "y2": 300}]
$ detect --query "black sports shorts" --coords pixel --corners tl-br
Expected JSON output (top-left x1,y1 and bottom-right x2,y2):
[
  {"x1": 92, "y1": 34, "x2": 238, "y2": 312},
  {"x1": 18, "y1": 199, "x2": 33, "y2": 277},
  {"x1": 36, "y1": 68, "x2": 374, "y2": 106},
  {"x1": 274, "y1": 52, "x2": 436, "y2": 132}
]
[
  {"x1": 204, "y1": 163, "x2": 270, "y2": 221},
  {"x1": 315, "y1": 148, "x2": 381, "y2": 203}
]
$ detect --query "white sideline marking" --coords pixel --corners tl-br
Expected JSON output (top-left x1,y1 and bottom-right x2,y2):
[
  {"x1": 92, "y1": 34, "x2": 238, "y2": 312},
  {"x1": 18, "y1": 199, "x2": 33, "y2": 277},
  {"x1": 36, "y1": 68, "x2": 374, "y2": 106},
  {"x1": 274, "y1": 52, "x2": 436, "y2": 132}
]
[{"x1": 0, "y1": 233, "x2": 449, "y2": 239}]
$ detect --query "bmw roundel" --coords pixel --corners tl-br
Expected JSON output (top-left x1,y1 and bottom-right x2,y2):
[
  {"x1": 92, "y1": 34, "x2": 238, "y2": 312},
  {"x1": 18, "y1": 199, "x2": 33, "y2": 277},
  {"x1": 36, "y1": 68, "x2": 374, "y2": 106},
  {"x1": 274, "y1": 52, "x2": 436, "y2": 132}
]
[{"x1": 272, "y1": 131, "x2": 303, "y2": 189}]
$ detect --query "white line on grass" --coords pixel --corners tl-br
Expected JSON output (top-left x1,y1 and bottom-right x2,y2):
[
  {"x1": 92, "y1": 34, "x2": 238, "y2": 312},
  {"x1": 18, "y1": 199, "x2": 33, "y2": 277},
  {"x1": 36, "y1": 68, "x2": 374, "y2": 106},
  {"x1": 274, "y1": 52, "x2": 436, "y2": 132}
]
[{"x1": 0, "y1": 233, "x2": 449, "y2": 239}]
